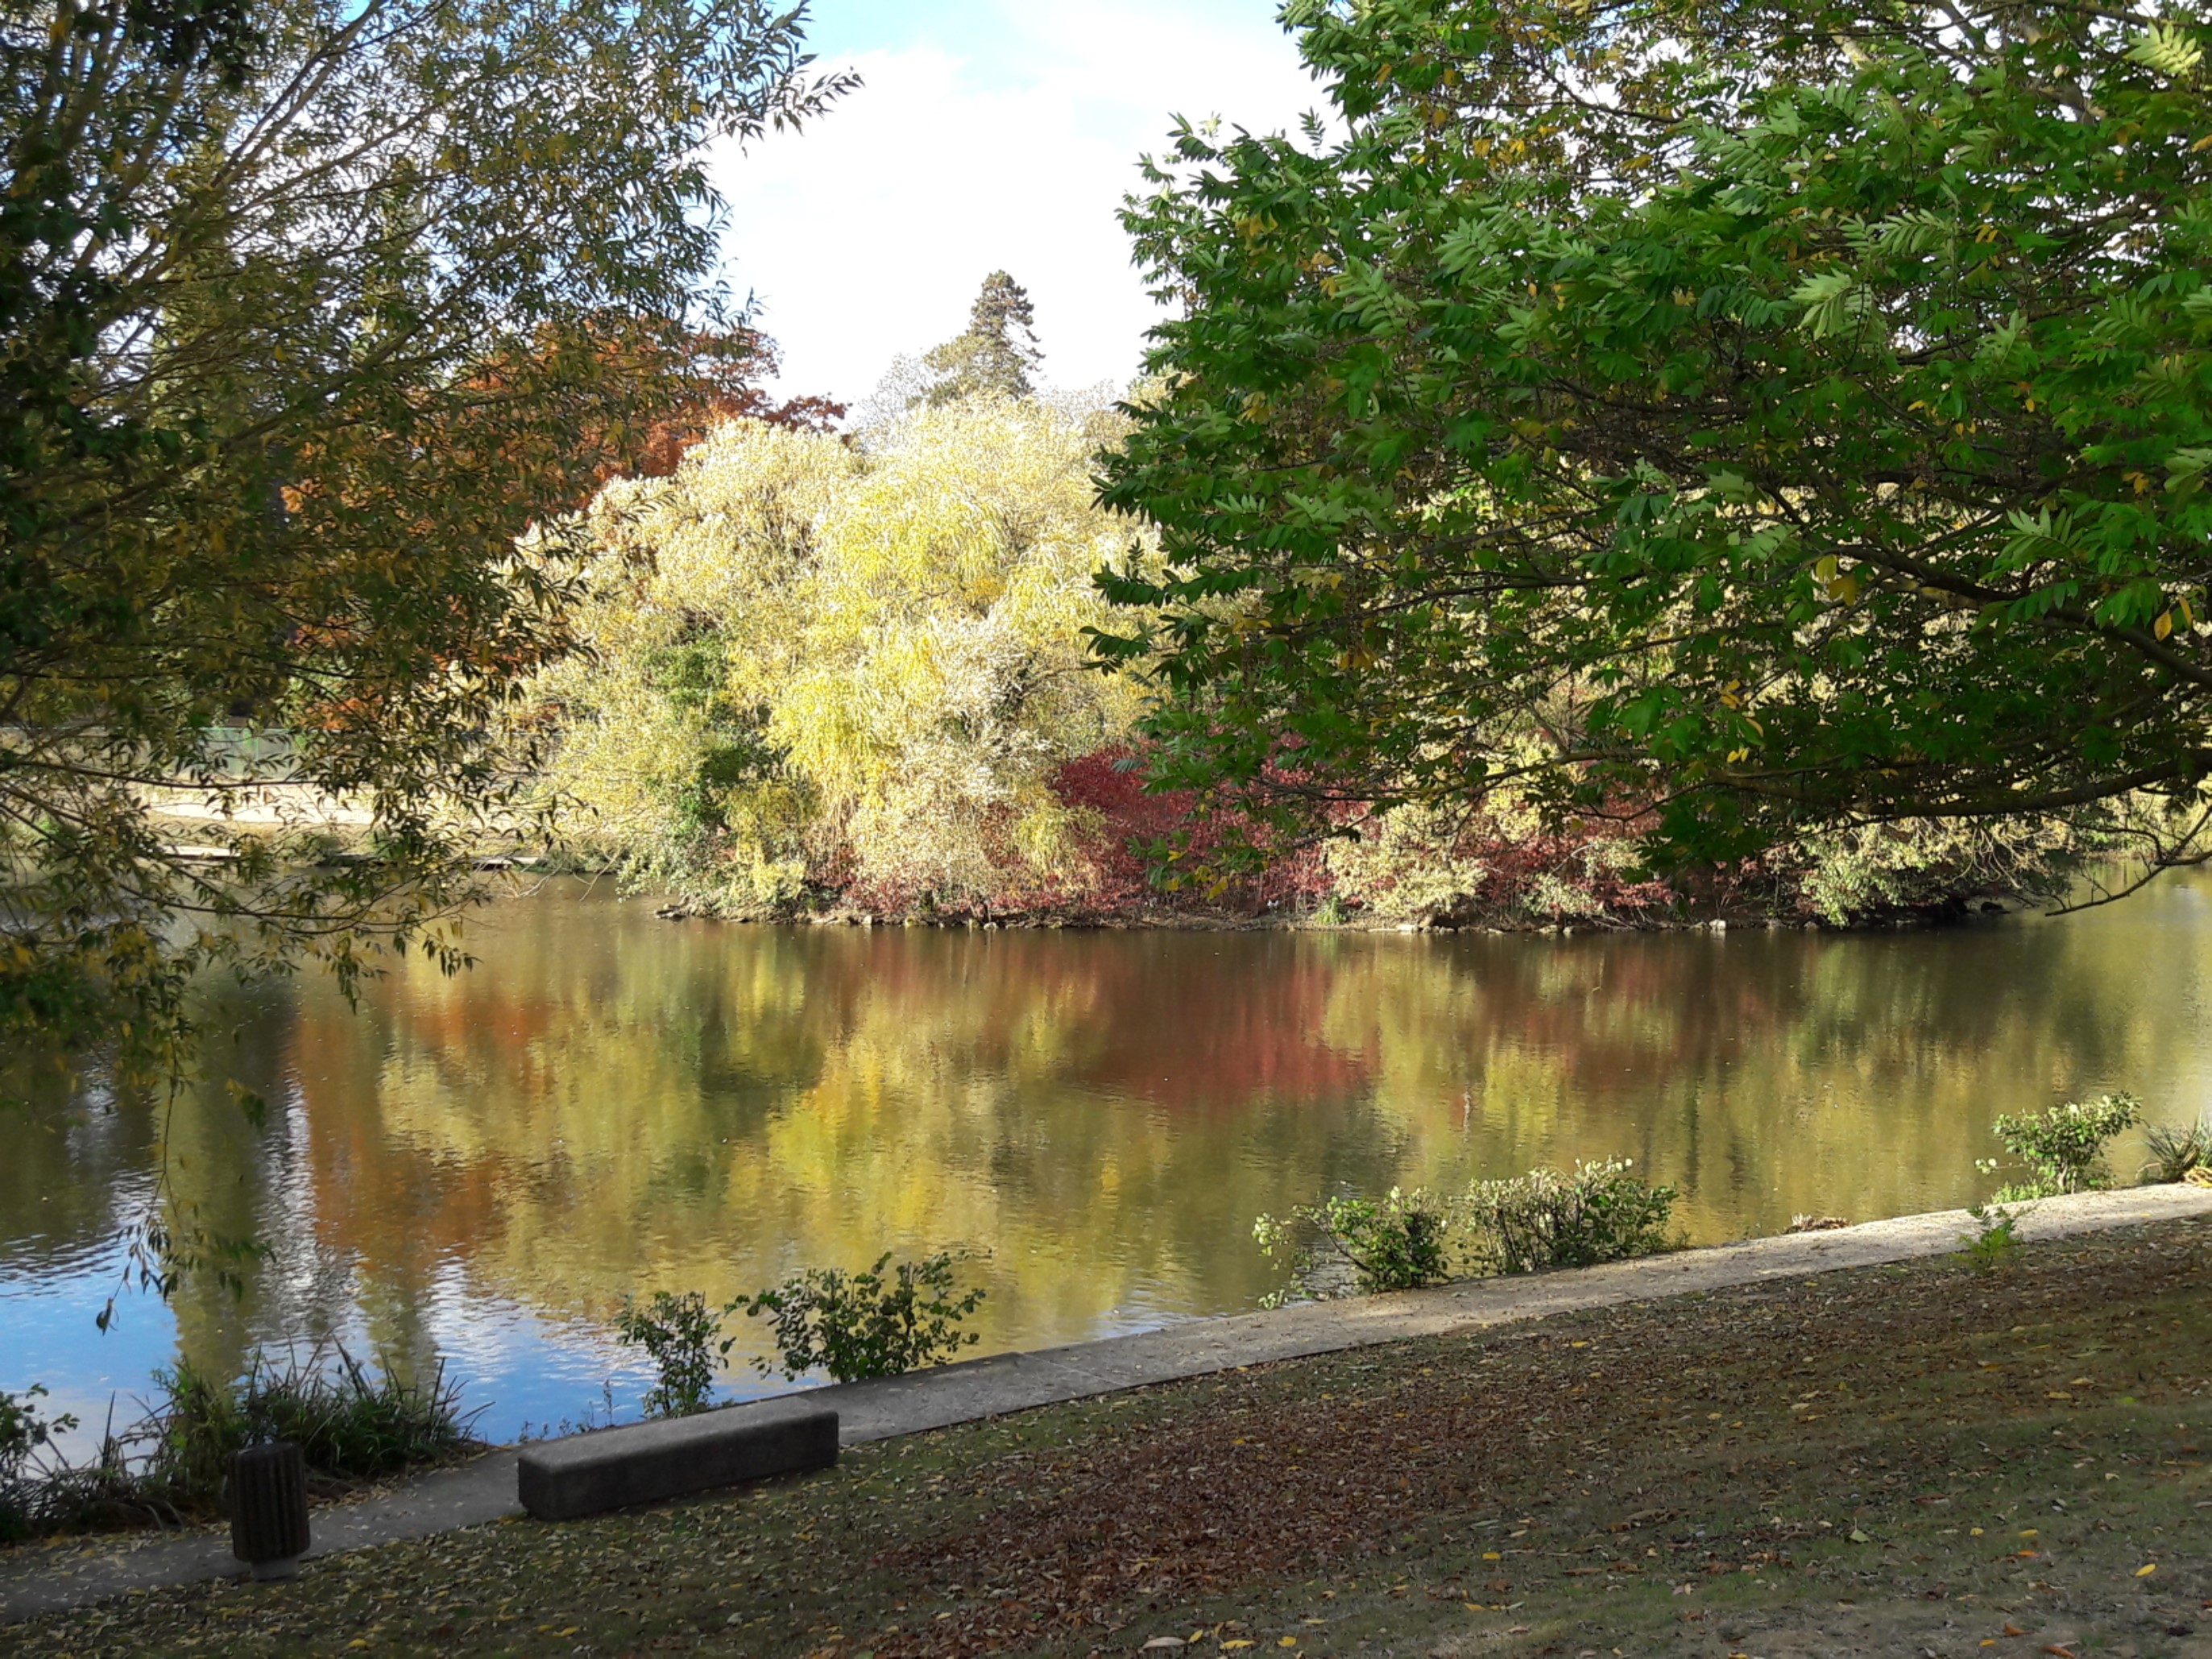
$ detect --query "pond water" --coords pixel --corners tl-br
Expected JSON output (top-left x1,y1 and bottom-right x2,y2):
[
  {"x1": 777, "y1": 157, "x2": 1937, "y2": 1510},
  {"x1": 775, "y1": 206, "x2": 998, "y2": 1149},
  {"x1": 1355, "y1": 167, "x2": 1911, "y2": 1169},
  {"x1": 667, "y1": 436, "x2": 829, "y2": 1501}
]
[{"x1": 6, "y1": 876, "x2": 2212, "y2": 1447}]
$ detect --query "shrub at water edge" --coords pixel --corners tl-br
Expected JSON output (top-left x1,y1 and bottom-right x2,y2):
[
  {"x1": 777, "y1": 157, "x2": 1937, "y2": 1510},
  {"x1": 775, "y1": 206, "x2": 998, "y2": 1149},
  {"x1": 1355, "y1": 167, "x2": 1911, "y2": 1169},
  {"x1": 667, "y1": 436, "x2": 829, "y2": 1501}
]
[
  {"x1": 1253, "y1": 1188, "x2": 1456, "y2": 1304},
  {"x1": 1982, "y1": 1094, "x2": 2142, "y2": 1201},
  {"x1": 147, "y1": 1346, "x2": 477, "y2": 1503},
  {"x1": 0, "y1": 1385, "x2": 77, "y2": 1541},
  {"x1": 2142, "y1": 1114, "x2": 2212, "y2": 1185},
  {"x1": 614, "y1": 1292, "x2": 722, "y2": 1419},
  {"x1": 728, "y1": 1253, "x2": 988, "y2": 1384},
  {"x1": 1462, "y1": 1159, "x2": 1680, "y2": 1276},
  {"x1": 1256, "y1": 1160, "x2": 1678, "y2": 1302}
]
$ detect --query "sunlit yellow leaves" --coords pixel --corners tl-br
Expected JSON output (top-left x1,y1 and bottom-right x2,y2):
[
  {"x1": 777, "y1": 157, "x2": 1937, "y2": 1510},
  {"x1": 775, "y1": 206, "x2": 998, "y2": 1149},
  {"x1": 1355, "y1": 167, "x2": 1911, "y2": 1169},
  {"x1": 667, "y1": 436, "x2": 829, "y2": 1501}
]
[
  {"x1": 540, "y1": 399, "x2": 1155, "y2": 908},
  {"x1": 2129, "y1": 21, "x2": 2203, "y2": 77},
  {"x1": 1818, "y1": 555, "x2": 1862, "y2": 604}
]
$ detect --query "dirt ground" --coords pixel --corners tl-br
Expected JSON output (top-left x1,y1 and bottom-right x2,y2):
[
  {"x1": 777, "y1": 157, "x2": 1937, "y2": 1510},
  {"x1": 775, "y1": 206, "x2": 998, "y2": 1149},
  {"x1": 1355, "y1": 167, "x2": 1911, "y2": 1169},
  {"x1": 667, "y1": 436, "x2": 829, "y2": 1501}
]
[{"x1": 5, "y1": 1216, "x2": 2208, "y2": 1659}]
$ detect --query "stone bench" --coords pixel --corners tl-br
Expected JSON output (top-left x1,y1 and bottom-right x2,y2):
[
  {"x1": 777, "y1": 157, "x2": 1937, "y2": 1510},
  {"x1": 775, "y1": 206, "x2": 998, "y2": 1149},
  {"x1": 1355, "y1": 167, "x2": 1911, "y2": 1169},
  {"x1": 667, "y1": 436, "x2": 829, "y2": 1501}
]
[{"x1": 516, "y1": 1396, "x2": 839, "y2": 1522}]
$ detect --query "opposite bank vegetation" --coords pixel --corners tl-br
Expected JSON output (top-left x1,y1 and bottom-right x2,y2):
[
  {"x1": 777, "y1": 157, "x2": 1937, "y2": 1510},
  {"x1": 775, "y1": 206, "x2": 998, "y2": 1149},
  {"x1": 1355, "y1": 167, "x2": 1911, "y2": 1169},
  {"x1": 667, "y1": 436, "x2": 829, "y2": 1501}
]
[{"x1": 517, "y1": 393, "x2": 2108, "y2": 937}]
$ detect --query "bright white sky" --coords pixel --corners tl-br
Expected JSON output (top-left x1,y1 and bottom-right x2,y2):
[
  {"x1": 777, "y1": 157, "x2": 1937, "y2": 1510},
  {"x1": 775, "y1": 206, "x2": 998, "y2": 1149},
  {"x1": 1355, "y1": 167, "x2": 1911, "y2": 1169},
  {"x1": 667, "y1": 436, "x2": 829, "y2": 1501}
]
[{"x1": 702, "y1": 0, "x2": 1328, "y2": 411}]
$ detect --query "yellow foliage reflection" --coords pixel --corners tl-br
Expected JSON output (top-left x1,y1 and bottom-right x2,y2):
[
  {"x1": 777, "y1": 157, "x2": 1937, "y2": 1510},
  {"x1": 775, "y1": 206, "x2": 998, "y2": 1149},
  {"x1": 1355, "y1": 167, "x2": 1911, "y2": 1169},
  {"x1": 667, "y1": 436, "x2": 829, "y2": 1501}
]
[{"x1": 10, "y1": 879, "x2": 2211, "y2": 1418}]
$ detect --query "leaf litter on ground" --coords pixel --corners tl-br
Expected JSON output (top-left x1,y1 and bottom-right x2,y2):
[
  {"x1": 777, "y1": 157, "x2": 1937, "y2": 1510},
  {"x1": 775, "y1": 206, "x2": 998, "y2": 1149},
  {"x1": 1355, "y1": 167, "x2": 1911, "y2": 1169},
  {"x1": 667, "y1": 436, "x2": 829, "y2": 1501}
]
[{"x1": 3, "y1": 1218, "x2": 2207, "y2": 1657}]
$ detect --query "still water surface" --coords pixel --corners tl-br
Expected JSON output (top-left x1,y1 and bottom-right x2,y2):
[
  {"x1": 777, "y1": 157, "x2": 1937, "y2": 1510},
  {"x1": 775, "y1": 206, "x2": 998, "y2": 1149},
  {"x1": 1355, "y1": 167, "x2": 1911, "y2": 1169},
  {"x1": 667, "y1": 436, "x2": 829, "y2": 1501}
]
[{"x1": 6, "y1": 878, "x2": 2211, "y2": 1446}]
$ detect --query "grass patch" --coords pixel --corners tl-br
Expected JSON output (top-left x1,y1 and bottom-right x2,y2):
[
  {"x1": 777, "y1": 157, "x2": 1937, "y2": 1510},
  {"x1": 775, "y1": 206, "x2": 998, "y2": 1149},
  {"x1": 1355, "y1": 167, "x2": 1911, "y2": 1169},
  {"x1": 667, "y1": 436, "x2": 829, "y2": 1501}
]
[{"x1": 4, "y1": 1220, "x2": 2209, "y2": 1657}]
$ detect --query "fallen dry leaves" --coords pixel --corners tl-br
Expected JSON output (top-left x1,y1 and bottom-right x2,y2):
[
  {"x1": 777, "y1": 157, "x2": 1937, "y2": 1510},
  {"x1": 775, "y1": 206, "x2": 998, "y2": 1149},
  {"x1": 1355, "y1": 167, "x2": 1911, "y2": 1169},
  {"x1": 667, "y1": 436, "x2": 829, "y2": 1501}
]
[
  {"x1": 3, "y1": 1217, "x2": 2206, "y2": 1659},
  {"x1": 852, "y1": 1219, "x2": 2212, "y2": 1657}
]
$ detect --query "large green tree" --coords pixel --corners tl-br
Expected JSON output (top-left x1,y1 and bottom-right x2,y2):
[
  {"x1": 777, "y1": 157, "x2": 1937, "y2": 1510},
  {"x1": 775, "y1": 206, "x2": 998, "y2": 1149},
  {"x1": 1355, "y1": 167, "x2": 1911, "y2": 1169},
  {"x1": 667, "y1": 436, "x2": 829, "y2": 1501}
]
[
  {"x1": 1, "y1": 0, "x2": 851, "y2": 1075},
  {"x1": 1096, "y1": 0, "x2": 2212, "y2": 883}
]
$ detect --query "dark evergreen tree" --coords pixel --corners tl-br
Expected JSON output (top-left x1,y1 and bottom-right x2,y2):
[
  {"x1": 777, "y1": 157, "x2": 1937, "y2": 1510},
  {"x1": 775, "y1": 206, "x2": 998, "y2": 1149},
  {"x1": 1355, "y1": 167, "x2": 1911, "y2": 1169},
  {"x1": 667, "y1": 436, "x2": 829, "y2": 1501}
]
[{"x1": 925, "y1": 271, "x2": 1043, "y2": 402}]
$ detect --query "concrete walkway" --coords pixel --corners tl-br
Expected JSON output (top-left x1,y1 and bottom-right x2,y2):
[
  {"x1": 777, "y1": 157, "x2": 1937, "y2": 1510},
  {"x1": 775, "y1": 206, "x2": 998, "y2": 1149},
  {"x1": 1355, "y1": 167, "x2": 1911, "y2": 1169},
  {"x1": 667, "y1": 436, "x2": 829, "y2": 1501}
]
[{"x1": 6, "y1": 1182, "x2": 2208, "y2": 1624}]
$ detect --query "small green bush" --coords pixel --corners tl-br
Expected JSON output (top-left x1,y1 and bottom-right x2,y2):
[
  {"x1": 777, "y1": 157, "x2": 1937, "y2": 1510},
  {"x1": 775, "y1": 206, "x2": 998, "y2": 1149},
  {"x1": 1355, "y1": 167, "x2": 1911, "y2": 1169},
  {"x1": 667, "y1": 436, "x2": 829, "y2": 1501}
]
[
  {"x1": 0, "y1": 1385, "x2": 77, "y2": 1542},
  {"x1": 0, "y1": 1384, "x2": 72, "y2": 1475},
  {"x1": 1254, "y1": 1187, "x2": 1455, "y2": 1300},
  {"x1": 614, "y1": 1290, "x2": 722, "y2": 1418},
  {"x1": 1462, "y1": 1158, "x2": 1679, "y2": 1275},
  {"x1": 1986, "y1": 1094, "x2": 2141, "y2": 1199},
  {"x1": 1957, "y1": 1202, "x2": 2028, "y2": 1272},
  {"x1": 1324, "y1": 1190, "x2": 1452, "y2": 1289},
  {"x1": 2141, "y1": 1115, "x2": 2212, "y2": 1185},
  {"x1": 728, "y1": 1252, "x2": 985, "y2": 1383},
  {"x1": 1253, "y1": 1163, "x2": 1676, "y2": 1302}
]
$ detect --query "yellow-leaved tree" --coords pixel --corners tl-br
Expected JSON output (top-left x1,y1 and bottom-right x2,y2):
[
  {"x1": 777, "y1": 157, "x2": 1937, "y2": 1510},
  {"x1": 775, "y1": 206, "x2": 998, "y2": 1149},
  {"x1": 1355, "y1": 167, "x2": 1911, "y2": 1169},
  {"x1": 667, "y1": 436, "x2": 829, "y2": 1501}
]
[{"x1": 537, "y1": 395, "x2": 1150, "y2": 912}]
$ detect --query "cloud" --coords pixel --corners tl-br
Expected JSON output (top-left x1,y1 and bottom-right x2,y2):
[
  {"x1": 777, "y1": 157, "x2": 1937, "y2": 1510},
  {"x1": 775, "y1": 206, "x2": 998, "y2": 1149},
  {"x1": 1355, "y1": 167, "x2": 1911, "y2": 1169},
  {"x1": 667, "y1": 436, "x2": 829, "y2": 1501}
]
[{"x1": 703, "y1": 1, "x2": 1327, "y2": 409}]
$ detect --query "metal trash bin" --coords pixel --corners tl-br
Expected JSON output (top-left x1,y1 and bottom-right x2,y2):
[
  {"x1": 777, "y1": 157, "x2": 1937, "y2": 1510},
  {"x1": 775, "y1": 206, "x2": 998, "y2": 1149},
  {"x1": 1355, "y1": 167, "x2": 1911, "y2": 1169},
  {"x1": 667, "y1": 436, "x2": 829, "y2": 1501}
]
[{"x1": 229, "y1": 1442, "x2": 310, "y2": 1580}]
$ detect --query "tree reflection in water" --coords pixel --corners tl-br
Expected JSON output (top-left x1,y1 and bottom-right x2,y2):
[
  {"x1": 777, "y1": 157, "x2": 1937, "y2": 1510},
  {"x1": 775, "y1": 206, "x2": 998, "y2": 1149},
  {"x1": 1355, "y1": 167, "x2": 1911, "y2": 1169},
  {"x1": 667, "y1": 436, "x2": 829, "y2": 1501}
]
[{"x1": 6, "y1": 876, "x2": 2210, "y2": 1442}]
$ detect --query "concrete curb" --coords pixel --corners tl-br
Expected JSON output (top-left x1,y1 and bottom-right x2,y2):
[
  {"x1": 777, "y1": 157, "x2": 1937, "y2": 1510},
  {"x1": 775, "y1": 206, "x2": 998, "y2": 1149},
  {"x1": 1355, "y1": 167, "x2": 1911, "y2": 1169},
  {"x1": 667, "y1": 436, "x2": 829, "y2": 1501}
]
[
  {"x1": 516, "y1": 1396, "x2": 837, "y2": 1522},
  {"x1": 5, "y1": 1182, "x2": 2207, "y2": 1623}
]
